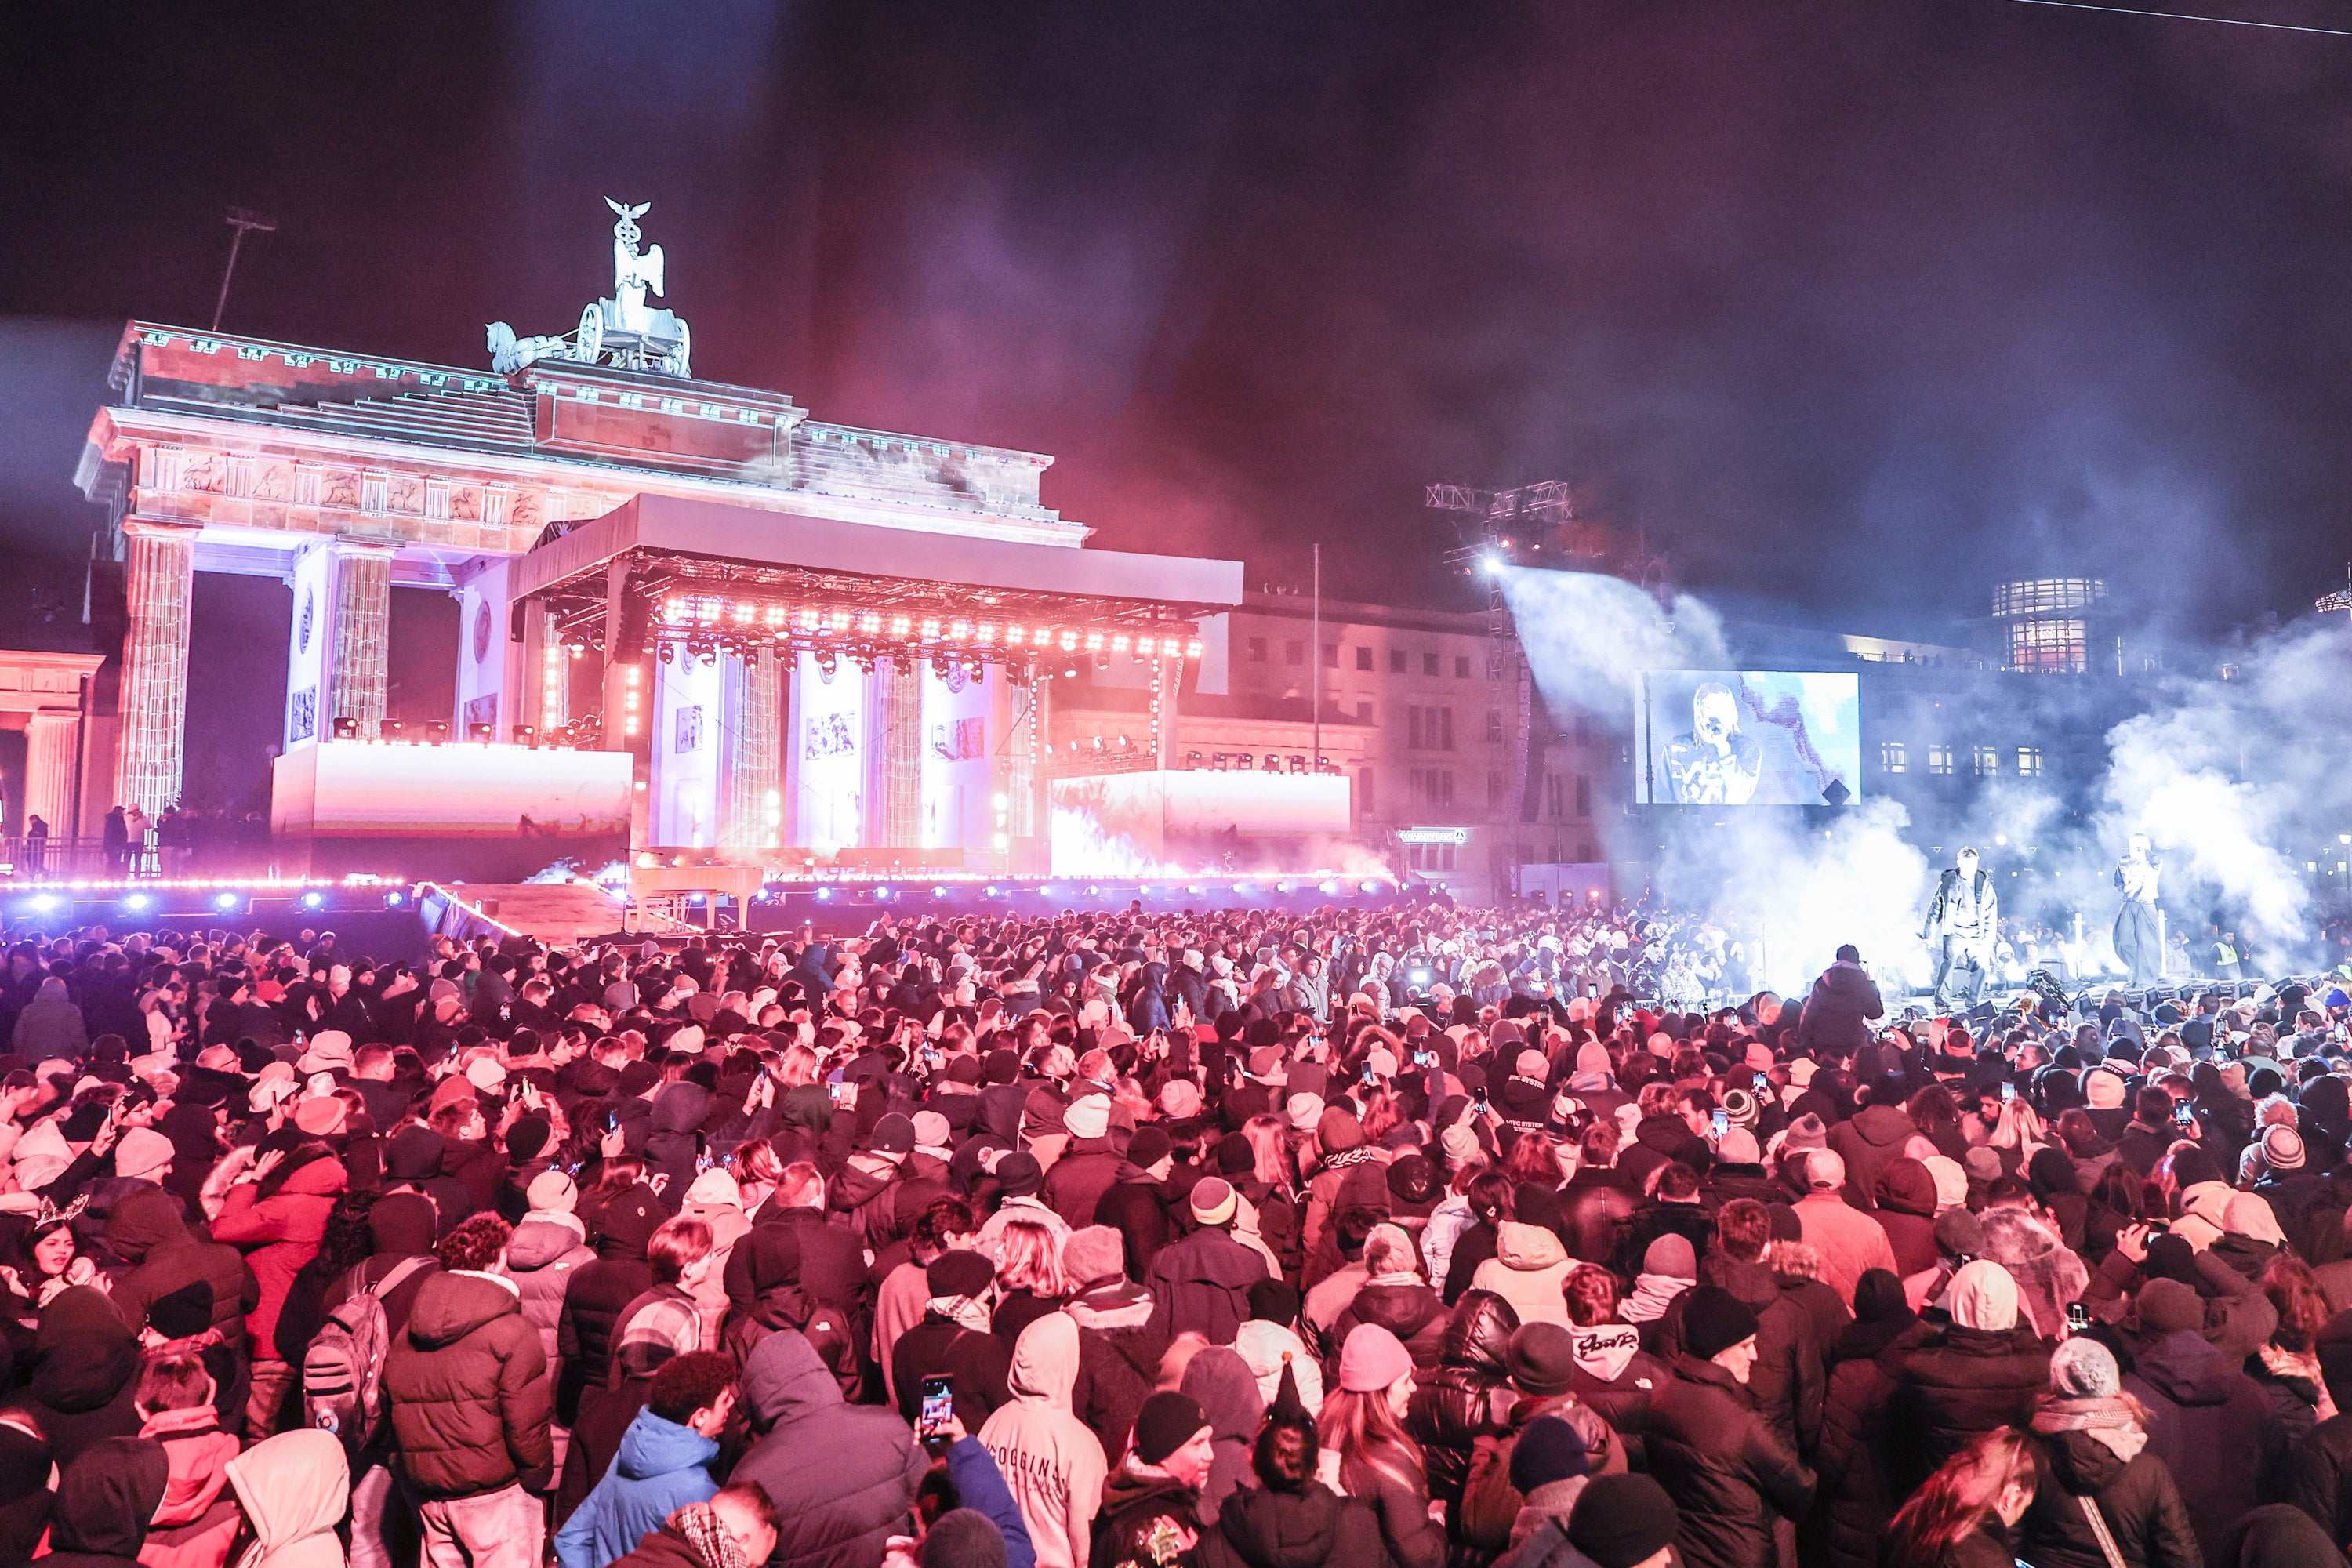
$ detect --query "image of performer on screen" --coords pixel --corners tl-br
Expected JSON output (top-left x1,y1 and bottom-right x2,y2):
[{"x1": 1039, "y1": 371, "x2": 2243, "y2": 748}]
[
  {"x1": 1663, "y1": 682, "x2": 1762, "y2": 804},
  {"x1": 2114, "y1": 832, "x2": 2163, "y2": 987},
  {"x1": 1922, "y1": 845, "x2": 1999, "y2": 1012}
]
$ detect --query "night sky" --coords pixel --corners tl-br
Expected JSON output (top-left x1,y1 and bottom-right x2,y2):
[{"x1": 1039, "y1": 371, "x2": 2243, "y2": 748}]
[{"x1": 7, "y1": 0, "x2": 2352, "y2": 684}]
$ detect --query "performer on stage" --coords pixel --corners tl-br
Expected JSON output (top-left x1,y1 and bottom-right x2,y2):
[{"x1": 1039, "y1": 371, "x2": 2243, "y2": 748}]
[
  {"x1": 2114, "y1": 832, "x2": 2163, "y2": 988},
  {"x1": 1662, "y1": 682, "x2": 1762, "y2": 805},
  {"x1": 1921, "y1": 845, "x2": 1999, "y2": 1013}
]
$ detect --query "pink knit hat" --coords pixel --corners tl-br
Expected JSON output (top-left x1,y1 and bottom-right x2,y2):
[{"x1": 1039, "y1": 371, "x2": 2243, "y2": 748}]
[{"x1": 1338, "y1": 1324, "x2": 1414, "y2": 1393}]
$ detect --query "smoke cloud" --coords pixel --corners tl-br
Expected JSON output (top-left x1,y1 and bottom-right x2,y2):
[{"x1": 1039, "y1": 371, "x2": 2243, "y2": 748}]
[{"x1": 1508, "y1": 564, "x2": 2352, "y2": 994}]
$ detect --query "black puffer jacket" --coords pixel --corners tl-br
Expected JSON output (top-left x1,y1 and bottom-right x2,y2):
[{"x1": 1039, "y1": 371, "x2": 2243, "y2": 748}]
[
  {"x1": 1331, "y1": 1280, "x2": 1449, "y2": 1373},
  {"x1": 1406, "y1": 1290, "x2": 1519, "y2": 1505},
  {"x1": 1194, "y1": 1479, "x2": 1385, "y2": 1568},
  {"x1": 1796, "y1": 960, "x2": 1885, "y2": 1058},
  {"x1": 382, "y1": 1270, "x2": 554, "y2": 1500},
  {"x1": 1559, "y1": 1168, "x2": 1640, "y2": 1266},
  {"x1": 5, "y1": 1286, "x2": 140, "y2": 1468},
  {"x1": 1646, "y1": 1353, "x2": 1817, "y2": 1568},
  {"x1": 731, "y1": 1328, "x2": 930, "y2": 1568},
  {"x1": 1653, "y1": 1253, "x2": 1824, "y2": 1454},
  {"x1": 2016, "y1": 1424, "x2": 2202, "y2": 1568},
  {"x1": 1815, "y1": 1345, "x2": 1898, "y2": 1568},
  {"x1": 1883, "y1": 1320, "x2": 2050, "y2": 1496}
]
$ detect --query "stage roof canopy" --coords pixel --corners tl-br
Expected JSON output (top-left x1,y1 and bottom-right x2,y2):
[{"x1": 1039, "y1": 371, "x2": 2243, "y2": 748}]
[{"x1": 510, "y1": 492, "x2": 1244, "y2": 634}]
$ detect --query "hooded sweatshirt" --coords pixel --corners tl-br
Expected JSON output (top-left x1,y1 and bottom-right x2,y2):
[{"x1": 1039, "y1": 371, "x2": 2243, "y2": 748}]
[
  {"x1": 501, "y1": 1218, "x2": 598, "y2": 1372},
  {"x1": 1470, "y1": 1223, "x2": 1573, "y2": 1329},
  {"x1": 223, "y1": 1431, "x2": 348, "y2": 1568},
  {"x1": 45, "y1": 1435, "x2": 168, "y2": 1568},
  {"x1": 554, "y1": 1407, "x2": 720, "y2": 1568},
  {"x1": 979, "y1": 1312, "x2": 1110, "y2": 1568},
  {"x1": 1180, "y1": 1346, "x2": 1265, "y2": 1526},
  {"x1": 10, "y1": 1284, "x2": 143, "y2": 1468}
]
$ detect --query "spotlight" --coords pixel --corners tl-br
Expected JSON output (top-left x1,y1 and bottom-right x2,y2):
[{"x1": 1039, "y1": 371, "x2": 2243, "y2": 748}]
[
  {"x1": 26, "y1": 895, "x2": 59, "y2": 914},
  {"x1": 983, "y1": 885, "x2": 1000, "y2": 898},
  {"x1": 1276, "y1": 881, "x2": 1294, "y2": 894},
  {"x1": 467, "y1": 722, "x2": 494, "y2": 743},
  {"x1": 301, "y1": 891, "x2": 325, "y2": 910},
  {"x1": 1359, "y1": 880, "x2": 1381, "y2": 894},
  {"x1": 123, "y1": 893, "x2": 152, "y2": 913},
  {"x1": 1085, "y1": 884, "x2": 1102, "y2": 897},
  {"x1": 872, "y1": 884, "x2": 889, "y2": 899},
  {"x1": 817, "y1": 650, "x2": 838, "y2": 679},
  {"x1": 425, "y1": 720, "x2": 450, "y2": 743},
  {"x1": 384, "y1": 891, "x2": 406, "y2": 907},
  {"x1": 658, "y1": 643, "x2": 676, "y2": 665},
  {"x1": 213, "y1": 892, "x2": 240, "y2": 911},
  {"x1": 1479, "y1": 554, "x2": 1504, "y2": 577},
  {"x1": 382, "y1": 718, "x2": 404, "y2": 740},
  {"x1": 932, "y1": 885, "x2": 949, "y2": 898},
  {"x1": 513, "y1": 725, "x2": 536, "y2": 746},
  {"x1": 1319, "y1": 880, "x2": 1341, "y2": 896},
  {"x1": 814, "y1": 887, "x2": 833, "y2": 902}
]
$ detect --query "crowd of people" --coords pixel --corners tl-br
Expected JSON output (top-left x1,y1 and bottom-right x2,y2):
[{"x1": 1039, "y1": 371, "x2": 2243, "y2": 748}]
[{"x1": 2, "y1": 899, "x2": 2352, "y2": 1568}]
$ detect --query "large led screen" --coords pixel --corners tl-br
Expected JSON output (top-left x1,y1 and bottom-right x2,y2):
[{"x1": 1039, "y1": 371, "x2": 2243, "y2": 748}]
[{"x1": 1634, "y1": 671, "x2": 1860, "y2": 806}]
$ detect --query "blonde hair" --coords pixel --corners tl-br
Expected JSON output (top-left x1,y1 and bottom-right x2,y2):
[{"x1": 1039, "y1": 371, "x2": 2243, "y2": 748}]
[
  {"x1": 1242, "y1": 1115, "x2": 1297, "y2": 1191},
  {"x1": 992, "y1": 1216, "x2": 1071, "y2": 1298}
]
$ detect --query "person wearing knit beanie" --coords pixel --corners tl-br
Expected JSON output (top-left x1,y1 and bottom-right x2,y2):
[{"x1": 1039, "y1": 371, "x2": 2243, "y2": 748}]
[
  {"x1": 1131, "y1": 1389, "x2": 1212, "y2": 1468},
  {"x1": 1509, "y1": 1412, "x2": 1595, "y2": 1495},
  {"x1": 1189, "y1": 1177, "x2": 1239, "y2": 1227},
  {"x1": 1566, "y1": 1473, "x2": 1680, "y2": 1568},
  {"x1": 1338, "y1": 1323, "x2": 1414, "y2": 1395},
  {"x1": 113, "y1": 1127, "x2": 176, "y2": 1184},
  {"x1": 2047, "y1": 1337, "x2": 2122, "y2": 1399},
  {"x1": 2136, "y1": 1276, "x2": 2205, "y2": 1336},
  {"x1": 526, "y1": 1168, "x2": 579, "y2": 1214},
  {"x1": 1679, "y1": 1283, "x2": 1760, "y2": 1369}
]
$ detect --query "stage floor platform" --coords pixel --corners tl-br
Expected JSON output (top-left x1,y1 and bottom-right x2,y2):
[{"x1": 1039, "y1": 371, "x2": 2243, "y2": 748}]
[{"x1": 416, "y1": 881, "x2": 627, "y2": 946}]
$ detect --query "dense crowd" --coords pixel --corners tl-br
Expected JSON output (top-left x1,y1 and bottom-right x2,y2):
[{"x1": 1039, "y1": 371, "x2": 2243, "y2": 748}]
[{"x1": 5, "y1": 903, "x2": 2352, "y2": 1568}]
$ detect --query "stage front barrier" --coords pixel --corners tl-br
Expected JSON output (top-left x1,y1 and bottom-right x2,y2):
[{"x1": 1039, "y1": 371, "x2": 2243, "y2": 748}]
[{"x1": 272, "y1": 741, "x2": 633, "y2": 880}]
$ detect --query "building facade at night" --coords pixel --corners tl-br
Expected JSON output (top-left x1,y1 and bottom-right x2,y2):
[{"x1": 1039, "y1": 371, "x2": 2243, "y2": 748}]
[{"x1": 72, "y1": 308, "x2": 1250, "y2": 881}]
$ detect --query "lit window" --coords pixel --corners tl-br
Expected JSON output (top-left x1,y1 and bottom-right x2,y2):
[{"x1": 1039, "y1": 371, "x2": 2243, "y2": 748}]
[
  {"x1": 1879, "y1": 742, "x2": 1907, "y2": 774},
  {"x1": 2006, "y1": 618, "x2": 2088, "y2": 673},
  {"x1": 1973, "y1": 746, "x2": 2000, "y2": 776},
  {"x1": 1927, "y1": 744, "x2": 1953, "y2": 775},
  {"x1": 2016, "y1": 747, "x2": 2043, "y2": 777}
]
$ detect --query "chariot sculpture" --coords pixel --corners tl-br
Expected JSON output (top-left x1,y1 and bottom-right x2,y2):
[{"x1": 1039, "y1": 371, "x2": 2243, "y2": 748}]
[{"x1": 488, "y1": 199, "x2": 692, "y2": 378}]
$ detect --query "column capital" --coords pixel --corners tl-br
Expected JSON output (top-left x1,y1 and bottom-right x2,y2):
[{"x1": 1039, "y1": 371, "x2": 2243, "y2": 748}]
[
  {"x1": 329, "y1": 535, "x2": 403, "y2": 560},
  {"x1": 121, "y1": 516, "x2": 201, "y2": 542}
]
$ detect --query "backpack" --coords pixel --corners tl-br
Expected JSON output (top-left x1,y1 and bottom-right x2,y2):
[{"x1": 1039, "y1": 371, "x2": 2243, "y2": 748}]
[{"x1": 302, "y1": 1254, "x2": 431, "y2": 1450}]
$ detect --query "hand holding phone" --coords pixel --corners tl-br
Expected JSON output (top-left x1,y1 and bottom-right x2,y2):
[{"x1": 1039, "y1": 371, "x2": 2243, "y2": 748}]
[{"x1": 918, "y1": 1375, "x2": 955, "y2": 1442}]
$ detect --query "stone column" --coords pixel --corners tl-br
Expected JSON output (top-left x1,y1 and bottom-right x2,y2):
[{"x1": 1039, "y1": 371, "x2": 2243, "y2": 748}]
[
  {"x1": 23, "y1": 712, "x2": 79, "y2": 844},
  {"x1": 329, "y1": 540, "x2": 395, "y2": 739},
  {"x1": 723, "y1": 648, "x2": 782, "y2": 855},
  {"x1": 867, "y1": 661, "x2": 923, "y2": 848},
  {"x1": 116, "y1": 519, "x2": 198, "y2": 815}
]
